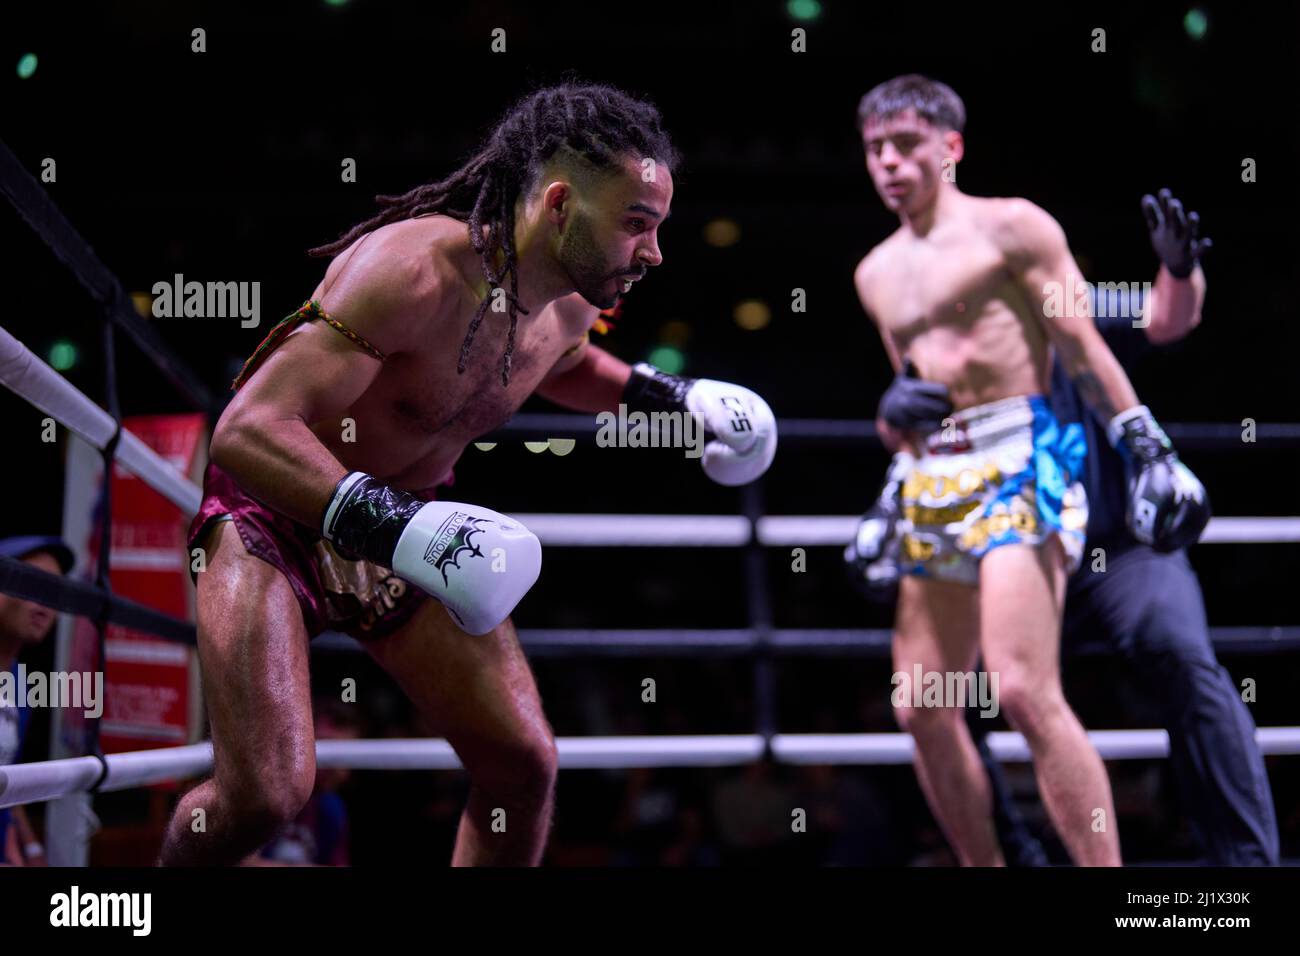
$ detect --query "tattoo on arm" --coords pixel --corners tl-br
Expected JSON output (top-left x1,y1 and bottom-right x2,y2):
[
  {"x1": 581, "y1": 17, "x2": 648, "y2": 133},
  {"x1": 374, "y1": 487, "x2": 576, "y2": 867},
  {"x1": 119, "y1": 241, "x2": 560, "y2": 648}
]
[{"x1": 1072, "y1": 371, "x2": 1118, "y2": 421}]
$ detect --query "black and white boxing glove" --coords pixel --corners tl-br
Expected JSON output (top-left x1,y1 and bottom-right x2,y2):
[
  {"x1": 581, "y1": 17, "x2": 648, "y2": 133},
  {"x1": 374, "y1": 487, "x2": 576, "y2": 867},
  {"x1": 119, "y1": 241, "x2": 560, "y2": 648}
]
[
  {"x1": 844, "y1": 451, "x2": 912, "y2": 603},
  {"x1": 622, "y1": 363, "x2": 777, "y2": 486},
  {"x1": 1108, "y1": 406, "x2": 1211, "y2": 552},
  {"x1": 321, "y1": 473, "x2": 541, "y2": 635}
]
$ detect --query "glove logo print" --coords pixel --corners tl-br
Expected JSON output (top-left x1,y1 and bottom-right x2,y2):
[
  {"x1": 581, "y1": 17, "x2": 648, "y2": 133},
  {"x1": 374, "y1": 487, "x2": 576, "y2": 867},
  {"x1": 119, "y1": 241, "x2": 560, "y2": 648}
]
[
  {"x1": 1134, "y1": 499, "x2": 1158, "y2": 538},
  {"x1": 857, "y1": 518, "x2": 886, "y2": 554},
  {"x1": 1171, "y1": 464, "x2": 1204, "y2": 504},
  {"x1": 424, "y1": 511, "x2": 491, "y2": 585},
  {"x1": 720, "y1": 395, "x2": 753, "y2": 433}
]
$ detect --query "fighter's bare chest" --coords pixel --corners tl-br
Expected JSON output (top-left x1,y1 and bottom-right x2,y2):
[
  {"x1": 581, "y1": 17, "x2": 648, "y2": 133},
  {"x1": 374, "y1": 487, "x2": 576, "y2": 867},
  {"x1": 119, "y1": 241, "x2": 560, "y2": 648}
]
[
  {"x1": 365, "y1": 321, "x2": 567, "y2": 440},
  {"x1": 875, "y1": 237, "x2": 1011, "y2": 340}
]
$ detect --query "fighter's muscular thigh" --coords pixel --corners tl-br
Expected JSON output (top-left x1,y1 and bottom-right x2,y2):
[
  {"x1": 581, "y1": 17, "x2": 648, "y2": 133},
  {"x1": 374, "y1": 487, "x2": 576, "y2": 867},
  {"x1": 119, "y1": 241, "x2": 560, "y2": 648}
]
[
  {"x1": 893, "y1": 574, "x2": 981, "y2": 732},
  {"x1": 894, "y1": 575, "x2": 981, "y2": 684},
  {"x1": 194, "y1": 521, "x2": 316, "y2": 815},
  {"x1": 978, "y1": 540, "x2": 1068, "y2": 732},
  {"x1": 363, "y1": 599, "x2": 557, "y2": 789}
]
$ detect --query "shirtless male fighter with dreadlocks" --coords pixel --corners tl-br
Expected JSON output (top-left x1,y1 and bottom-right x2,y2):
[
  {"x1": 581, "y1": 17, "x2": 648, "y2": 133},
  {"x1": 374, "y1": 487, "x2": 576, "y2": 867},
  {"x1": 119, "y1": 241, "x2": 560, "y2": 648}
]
[{"x1": 160, "y1": 83, "x2": 777, "y2": 866}]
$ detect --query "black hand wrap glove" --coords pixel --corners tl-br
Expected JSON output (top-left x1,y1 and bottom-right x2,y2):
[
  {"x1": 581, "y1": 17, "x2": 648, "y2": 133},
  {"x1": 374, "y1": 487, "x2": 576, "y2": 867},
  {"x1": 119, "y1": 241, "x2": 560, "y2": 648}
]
[
  {"x1": 844, "y1": 452, "x2": 913, "y2": 604},
  {"x1": 320, "y1": 473, "x2": 425, "y2": 566},
  {"x1": 878, "y1": 361, "x2": 954, "y2": 435},
  {"x1": 1109, "y1": 406, "x2": 1212, "y2": 552},
  {"x1": 1141, "y1": 187, "x2": 1213, "y2": 279},
  {"x1": 622, "y1": 362, "x2": 696, "y2": 414}
]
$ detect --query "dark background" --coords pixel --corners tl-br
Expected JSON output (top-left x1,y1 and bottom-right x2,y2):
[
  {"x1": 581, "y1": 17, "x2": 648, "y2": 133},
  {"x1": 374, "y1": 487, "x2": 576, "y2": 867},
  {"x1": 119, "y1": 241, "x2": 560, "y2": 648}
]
[{"x1": 3, "y1": 0, "x2": 1298, "y2": 865}]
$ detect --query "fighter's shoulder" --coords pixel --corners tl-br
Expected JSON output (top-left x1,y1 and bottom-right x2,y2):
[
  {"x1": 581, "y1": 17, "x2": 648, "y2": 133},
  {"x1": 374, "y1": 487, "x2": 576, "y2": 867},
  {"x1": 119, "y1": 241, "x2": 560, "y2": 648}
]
[
  {"x1": 323, "y1": 218, "x2": 472, "y2": 348},
  {"x1": 854, "y1": 237, "x2": 899, "y2": 294},
  {"x1": 369, "y1": 215, "x2": 468, "y2": 304},
  {"x1": 981, "y1": 197, "x2": 1066, "y2": 263},
  {"x1": 984, "y1": 197, "x2": 1060, "y2": 240}
]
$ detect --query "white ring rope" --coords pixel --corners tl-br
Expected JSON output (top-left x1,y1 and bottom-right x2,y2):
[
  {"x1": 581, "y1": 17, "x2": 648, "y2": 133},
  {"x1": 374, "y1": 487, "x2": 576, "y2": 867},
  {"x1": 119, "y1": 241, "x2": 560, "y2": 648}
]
[
  {"x1": 0, "y1": 324, "x2": 202, "y2": 514},
  {"x1": 1196, "y1": 517, "x2": 1300, "y2": 543},
  {"x1": 5, "y1": 729, "x2": 1300, "y2": 810},
  {"x1": 0, "y1": 328, "x2": 1290, "y2": 549},
  {"x1": 309, "y1": 627, "x2": 1300, "y2": 656},
  {"x1": 515, "y1": 514, "x2": 1300, "y2": 547},
  {"x1": 774, "y1": 728, "x2": 1300, "y2": 765},
  {"x1": 514, "y1": 513, "x2": 751, "y2": 546}
]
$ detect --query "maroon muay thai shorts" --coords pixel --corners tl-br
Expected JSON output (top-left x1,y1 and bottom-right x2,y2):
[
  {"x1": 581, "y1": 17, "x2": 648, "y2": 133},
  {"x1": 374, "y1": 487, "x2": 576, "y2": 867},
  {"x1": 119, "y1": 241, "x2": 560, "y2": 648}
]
[{"x1": 186, "y1": 462, "x2": 453, "y2": 640}]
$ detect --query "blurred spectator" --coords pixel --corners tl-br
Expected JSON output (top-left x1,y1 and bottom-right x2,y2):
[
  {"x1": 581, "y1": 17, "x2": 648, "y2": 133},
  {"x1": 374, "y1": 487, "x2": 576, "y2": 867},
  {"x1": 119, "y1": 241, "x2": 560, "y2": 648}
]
[
  {"x1": 908, "y1": 825, "x2": 958, "y2": 867},
  {"x1": 0, "y1": 535, "x2": 75, "y2": 867},
  {"x1": 613, "y1": 766, "x2": 677, "y2": 862},
  {"x1": 710, "y1": 759, "x2": 797, "y2": 864},
  {"x1": 611, "y1": 767, "x2": 720, "y2": 866},
  {"x1": 661, "y1": 806, "x2": 721, "y2": 867},
  {"x1": 796, "y1": 764, "x2": 900, "y2": 865}
]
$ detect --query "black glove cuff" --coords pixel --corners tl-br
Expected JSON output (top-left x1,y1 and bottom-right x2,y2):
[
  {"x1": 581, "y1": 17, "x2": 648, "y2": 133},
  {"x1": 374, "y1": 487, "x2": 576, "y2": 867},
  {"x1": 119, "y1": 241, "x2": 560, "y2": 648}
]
[
  {"x1": 1109, "y1": 406, "x2": 1175, "y2": 466},
  {"x1": 321, "y1": 472, "x2": 425, "y2": 566},
  {"x1": 1165, "y1": 259, "x2": 1195, "y2": 280},
  {"x1": 621, "y1": 363, "x2": 696, "y2": 415}
]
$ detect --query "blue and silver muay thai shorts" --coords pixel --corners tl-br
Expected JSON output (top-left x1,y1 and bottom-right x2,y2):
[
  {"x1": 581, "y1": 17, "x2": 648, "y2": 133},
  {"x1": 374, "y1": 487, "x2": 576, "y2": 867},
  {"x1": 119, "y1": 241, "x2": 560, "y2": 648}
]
[{"x1": 899, "y1": 394, "x2": 1089, "y2": 585}]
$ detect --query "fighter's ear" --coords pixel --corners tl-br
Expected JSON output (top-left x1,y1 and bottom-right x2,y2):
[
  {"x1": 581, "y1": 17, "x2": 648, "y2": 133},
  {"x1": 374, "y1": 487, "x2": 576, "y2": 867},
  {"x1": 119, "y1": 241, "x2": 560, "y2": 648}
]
[
  {"x1": 540, "y1": 180, "x2": 573, "y2": 224},
  {"x1": 944, "y1": 130, "x2": 965, "y2": 166}
]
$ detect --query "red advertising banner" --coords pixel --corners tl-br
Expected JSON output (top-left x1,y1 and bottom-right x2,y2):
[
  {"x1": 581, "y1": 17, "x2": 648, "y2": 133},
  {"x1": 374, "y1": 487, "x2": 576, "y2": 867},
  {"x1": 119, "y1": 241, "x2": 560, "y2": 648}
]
[{"x1": 68, "y1": 414, "x2": 207, "y2": 753}]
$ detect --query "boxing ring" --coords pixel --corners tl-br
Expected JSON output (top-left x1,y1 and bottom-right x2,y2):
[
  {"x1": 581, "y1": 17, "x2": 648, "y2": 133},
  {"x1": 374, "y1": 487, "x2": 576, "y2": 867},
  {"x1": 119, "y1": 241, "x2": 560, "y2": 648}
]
[{"x1": 3, "y1": 134, "x2": 1299, "y2": 865}]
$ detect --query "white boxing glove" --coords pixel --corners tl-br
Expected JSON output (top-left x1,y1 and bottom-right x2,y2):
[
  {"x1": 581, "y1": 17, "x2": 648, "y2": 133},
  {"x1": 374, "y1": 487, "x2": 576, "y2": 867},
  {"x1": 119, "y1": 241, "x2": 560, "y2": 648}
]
[
  {"x1": 322, "y1": 473, "x2": 541, "y2": 635},
  {"x1": 684, "y1": 379, "x2": 778, "y2": 486},
  {"x1": 622, "y1": 363, "x2": 778, "y2": 486}
]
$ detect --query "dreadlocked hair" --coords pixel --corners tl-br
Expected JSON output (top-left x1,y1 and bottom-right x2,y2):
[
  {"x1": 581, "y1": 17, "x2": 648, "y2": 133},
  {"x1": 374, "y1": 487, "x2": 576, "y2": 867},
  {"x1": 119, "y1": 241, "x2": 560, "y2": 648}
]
[{"x1": 309, "y1": 82, "x2": 680, "y2": 386}]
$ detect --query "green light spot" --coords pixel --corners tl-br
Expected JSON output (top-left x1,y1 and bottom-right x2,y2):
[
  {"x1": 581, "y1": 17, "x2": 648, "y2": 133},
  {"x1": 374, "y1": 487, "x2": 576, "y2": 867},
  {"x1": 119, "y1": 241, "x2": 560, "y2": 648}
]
[
  {"x1": 16, "y1": 54, "x2": 38, "y2": 80},
  {"x1": 49, "y1": 341, "x2": 78, "y2": 371},
  {"x1": 787, "y1": 0, "x2": 822, "y2": 22},
  {"x1": 1184, "y1": 9, "x2": 1208, "y2": 40},
  {"x1": 647, "y1": 346, "x2": 684, "y2": 375},
  {"x1": 323, "y1": 0, "x2": 350, "y2": 7}
]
